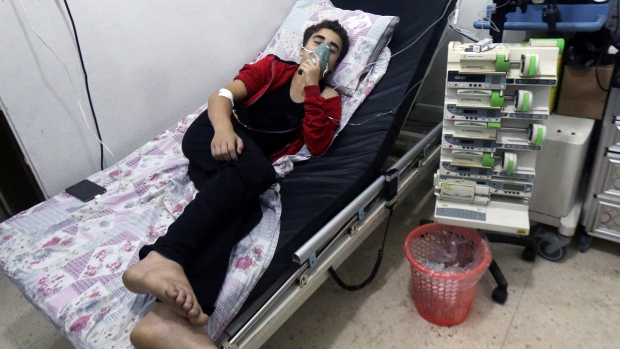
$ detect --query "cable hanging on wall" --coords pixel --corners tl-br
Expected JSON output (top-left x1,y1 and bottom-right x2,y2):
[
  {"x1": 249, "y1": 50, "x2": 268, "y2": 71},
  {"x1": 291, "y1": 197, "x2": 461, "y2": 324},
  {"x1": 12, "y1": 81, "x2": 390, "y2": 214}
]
[
  {"x1": 62, "y1": 0, "x2": 105, "y2": 170},
  {"x1": 18, "y1": 0, "x2": 109, "y2": 171}
]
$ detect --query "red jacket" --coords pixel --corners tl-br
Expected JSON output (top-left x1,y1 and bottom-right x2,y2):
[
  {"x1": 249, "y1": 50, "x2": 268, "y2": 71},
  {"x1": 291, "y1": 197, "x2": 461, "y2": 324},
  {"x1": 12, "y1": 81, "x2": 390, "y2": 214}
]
[{"x1": 234, "y1": 55, "x2": 342, "y2": 162}]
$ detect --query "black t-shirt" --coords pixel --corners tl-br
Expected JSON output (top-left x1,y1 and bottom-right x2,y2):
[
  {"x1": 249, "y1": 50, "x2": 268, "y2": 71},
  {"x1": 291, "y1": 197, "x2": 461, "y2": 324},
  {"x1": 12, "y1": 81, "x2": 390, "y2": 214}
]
[{"x1": 235, "y1": 76, "x2": 325, "y2": 156}]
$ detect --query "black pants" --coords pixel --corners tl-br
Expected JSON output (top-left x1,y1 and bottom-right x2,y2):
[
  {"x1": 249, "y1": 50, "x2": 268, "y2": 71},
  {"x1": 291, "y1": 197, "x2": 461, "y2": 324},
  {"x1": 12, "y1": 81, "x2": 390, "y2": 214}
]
[{"x1": 139, "y1": 109, "x2": 276, "y2": 315}]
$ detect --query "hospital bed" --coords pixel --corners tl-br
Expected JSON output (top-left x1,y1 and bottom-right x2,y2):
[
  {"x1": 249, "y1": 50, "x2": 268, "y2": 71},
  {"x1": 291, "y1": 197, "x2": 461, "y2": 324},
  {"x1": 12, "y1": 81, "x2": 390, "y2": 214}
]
[{"x1": 0, "y1": 0, "x2": 454, "y2": 348}]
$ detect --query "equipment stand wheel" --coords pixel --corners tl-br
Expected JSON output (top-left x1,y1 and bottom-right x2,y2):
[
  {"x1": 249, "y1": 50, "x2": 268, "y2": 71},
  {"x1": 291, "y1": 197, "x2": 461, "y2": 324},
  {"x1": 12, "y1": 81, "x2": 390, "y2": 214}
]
[
  {"x1": 535, "y1": 238, "x2": 567, "y2": 262},
  {"x1": 488, "y1": 259, "x2": 508, "y2": 304},
  {"x1": 522, "y1": 246, "x2": 537, "y2": 262},
  {"x1": 492, "y1": 286, "x2": 508, "y2": 304},
  {"x1": 579, "y1": 231, "x2": 593, "y2": 253}
]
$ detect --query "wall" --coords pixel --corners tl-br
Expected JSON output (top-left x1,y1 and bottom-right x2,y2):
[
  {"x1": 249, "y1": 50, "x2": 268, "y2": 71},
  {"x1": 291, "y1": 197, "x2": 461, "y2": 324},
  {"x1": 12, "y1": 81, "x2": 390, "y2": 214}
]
[{"x1": 0, "y1": 0, "x2": 294, "y2": 197}]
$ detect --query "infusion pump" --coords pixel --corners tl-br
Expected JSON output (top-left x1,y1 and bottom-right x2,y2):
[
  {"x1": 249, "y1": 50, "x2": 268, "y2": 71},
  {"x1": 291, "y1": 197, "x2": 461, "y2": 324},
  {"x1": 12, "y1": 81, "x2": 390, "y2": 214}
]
[{"x1": 434, "y1": 39, "x2": 562, "y2": 235}]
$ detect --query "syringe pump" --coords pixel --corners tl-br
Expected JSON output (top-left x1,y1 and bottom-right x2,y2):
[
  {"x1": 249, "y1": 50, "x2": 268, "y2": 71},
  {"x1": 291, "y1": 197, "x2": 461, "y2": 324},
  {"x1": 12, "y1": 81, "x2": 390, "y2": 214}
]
[{"x1": 434, "y1": 39, "x2": 562, "y2": 235}]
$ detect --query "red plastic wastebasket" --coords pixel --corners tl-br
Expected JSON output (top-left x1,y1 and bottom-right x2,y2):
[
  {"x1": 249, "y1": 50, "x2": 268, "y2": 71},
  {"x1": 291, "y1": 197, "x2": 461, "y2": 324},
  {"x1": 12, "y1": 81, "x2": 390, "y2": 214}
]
[{"x1": 404, "y1": 223, "x2": 492, "y2": 326}]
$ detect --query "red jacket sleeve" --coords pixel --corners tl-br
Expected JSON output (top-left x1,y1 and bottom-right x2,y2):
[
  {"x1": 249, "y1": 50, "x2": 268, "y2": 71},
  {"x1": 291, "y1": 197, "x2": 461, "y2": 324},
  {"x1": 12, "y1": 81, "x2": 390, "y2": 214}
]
[
  {"x1": 302, "y1": 85, "x2": 342, "y2": 156},
  {"x1": 234, "y1": 56, "x2": 274, "y2": 104}
]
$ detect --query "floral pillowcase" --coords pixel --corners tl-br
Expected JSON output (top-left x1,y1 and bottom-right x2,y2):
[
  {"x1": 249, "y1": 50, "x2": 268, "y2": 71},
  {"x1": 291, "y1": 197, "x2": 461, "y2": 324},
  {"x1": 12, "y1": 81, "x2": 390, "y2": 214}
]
[{"x1": 255, "y1": 0, "x2": 399, "y2": 96}]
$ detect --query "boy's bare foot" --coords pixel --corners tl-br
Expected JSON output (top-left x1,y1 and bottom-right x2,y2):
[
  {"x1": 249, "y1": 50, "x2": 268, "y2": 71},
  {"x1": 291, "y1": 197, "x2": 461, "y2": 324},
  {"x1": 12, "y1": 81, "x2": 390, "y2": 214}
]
[
  {"x1": 122, "y1": 251, "x2": 209, "y2": 327},
  {"x1": 130, "y1": 303, "x2": 217, "y2": 349}
]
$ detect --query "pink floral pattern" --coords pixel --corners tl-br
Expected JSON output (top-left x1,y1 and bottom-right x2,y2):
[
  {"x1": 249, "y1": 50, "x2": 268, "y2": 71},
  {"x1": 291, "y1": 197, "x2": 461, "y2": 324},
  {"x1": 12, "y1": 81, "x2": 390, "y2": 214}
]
[
  {"x1": 69, "y1": 315, "x2": 91, "y2": 333},
  {"x1": 235, "y1": 256, "x2": 253, "y2": 270}
]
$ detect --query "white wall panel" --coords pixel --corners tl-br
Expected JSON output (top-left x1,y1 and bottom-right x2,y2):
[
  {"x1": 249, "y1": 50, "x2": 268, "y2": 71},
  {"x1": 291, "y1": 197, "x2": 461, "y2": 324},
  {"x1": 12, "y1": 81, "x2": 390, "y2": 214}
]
[{"x1": 1, "y1": 0, "x2": 294, "y2": 196}]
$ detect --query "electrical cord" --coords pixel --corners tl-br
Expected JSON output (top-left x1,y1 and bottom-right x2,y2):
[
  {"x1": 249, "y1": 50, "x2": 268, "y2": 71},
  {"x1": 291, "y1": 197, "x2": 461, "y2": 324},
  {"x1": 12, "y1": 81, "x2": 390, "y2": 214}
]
[
  {"x1": 449, "y1": 22, "x2": 479, "y2": 42},
  {"x1": 18, "y1": 0, "x2": 111, "y2": 171},
  {"x1": 18, "y1": 0, "x2": 123, "y2": 195},
  {"x1": 391, "y1": 0, "x2": 455, "y2": 59},
  {"x1": 346, "y1": 19, "x2": 455, "y2": 127},
  {"x1": 595, "y1": 48, "x2": 610, "y2": 92},
  {"x1": 447, "y1": 0, "x2": 480, "y2": 43},
  {"x1": 594, "y1": 1, "x2": 620, "y2": 92},
  {"x1": 478, "y1": 0, "x2": 512, "y2": 34},
  {"x1": 328, "y1": 206, "x2": 394, "y2": 292},
  {"x1": 62, "y1": 0, "x2": 105, "y2": 170}
]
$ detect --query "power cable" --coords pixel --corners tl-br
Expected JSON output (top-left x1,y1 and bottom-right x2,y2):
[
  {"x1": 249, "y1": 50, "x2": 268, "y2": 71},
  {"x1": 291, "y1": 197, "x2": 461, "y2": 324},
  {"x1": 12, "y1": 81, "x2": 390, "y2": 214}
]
[
  {"x1": 328, "y1": 206, "x2": 394, "y2": 291},
  {"x1": 62, "y1": 0, "x2": 105, "y2": 170}
]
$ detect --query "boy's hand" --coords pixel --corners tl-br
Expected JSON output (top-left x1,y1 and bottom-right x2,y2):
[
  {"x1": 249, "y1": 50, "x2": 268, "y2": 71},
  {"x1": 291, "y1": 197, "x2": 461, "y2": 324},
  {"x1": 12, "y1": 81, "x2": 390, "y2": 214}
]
[
  {"x1": 211, "y1": 128, "x2": 244, "y2": 161},
  {"x1": 298, "y1": 56, "x2": 321, "y2": 86}
]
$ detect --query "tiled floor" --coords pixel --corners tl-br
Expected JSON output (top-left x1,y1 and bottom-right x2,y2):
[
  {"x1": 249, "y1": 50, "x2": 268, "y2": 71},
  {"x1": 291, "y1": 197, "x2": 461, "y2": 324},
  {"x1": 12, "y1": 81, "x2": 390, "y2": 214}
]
[{"x1": 1, "y1": 198, "x2": 620, "y2": 348}]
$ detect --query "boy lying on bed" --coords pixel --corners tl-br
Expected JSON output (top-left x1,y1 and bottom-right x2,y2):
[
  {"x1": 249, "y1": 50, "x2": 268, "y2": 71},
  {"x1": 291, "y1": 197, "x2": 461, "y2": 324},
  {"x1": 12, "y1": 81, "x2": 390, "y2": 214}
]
[{"x1": 122, "y1": 19, "x2": 349, "y2": 349}]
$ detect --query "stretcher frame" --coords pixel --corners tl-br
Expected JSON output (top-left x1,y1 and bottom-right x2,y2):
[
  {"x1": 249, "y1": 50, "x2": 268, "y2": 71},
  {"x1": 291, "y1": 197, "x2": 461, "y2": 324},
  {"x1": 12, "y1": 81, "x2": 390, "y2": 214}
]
[{"x1": 217, "y1": 124, "x2": 442, "y2": 349}]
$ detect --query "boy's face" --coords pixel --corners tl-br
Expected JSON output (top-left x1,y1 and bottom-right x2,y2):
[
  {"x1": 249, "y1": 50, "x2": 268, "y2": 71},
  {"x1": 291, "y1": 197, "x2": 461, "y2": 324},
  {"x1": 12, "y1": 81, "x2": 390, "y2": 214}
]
[{"x1": 301, "y1": 28, "x2": 343, "y2": 74}]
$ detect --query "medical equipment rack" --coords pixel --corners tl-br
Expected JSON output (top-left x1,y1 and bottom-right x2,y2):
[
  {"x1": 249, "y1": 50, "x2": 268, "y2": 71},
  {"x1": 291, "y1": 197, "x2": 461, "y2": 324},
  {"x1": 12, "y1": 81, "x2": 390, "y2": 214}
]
[{"x1": 433, "y1": 39, "x2": 562, "y2": 235}]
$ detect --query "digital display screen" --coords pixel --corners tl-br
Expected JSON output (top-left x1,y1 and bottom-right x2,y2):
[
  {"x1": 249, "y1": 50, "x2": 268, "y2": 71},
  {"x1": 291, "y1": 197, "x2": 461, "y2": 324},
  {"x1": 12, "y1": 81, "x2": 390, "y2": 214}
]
[
  {"x1": 460, "y1": 140, "x2": 474, "y2": 144},
  {"x1": 462, "y1": 74, "x2": 484, "y2": 82},
  {"x1": 463, "y1": 109, "x2": 477, "y2": 114},
  {"x1": 503, "y1": 183, "x2": 525, "y2": 191},
  {"x1": 448, "y1": 71, "x2": 485, "y2": 82}
]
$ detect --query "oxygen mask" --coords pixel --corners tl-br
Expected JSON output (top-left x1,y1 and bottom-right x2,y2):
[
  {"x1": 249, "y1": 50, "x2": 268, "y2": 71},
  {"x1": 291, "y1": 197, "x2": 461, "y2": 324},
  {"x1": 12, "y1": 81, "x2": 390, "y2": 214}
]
[{"x1": 300, "y1": 42, "x2": 331, "y2": 77}]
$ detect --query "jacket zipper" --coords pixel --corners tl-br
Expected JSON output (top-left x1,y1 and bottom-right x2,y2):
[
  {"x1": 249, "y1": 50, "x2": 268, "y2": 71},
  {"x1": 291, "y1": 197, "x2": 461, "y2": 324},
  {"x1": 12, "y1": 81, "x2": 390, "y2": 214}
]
[{"x1": 246, "y1": 59, "x2": 276, "y2": 108}]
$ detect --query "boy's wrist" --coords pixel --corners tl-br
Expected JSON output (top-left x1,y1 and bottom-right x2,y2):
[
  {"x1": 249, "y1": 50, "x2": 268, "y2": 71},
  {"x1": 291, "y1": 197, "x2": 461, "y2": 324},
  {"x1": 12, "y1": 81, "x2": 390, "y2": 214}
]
[{"x1": 213, "y1": 120, "x2": 233, "y2": 133}]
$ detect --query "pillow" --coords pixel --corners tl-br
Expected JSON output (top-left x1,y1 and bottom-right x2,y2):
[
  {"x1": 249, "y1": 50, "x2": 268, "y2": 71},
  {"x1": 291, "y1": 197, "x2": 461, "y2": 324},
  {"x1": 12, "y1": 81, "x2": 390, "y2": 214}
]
[{"x1": 255, "y1": 0, "x2": 399, "y2": 96}]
